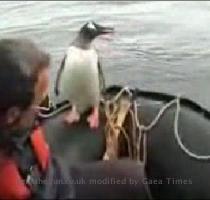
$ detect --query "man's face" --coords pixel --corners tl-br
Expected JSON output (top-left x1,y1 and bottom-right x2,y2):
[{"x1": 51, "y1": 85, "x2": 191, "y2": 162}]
[
  {"x1": 33, "y1": 67, "x2": 50, "y2": 107},
  {"x1": 3, "y1": 67, "x2": 50, "y2": 129}
]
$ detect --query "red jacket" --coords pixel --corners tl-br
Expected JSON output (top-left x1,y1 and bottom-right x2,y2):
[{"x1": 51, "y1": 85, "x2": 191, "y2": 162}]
[{"x1": 0, "y1": 126, "x2": 50, "y2": 199}]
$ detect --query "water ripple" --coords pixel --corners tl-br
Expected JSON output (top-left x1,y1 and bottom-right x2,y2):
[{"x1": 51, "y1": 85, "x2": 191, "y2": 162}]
[{"x1": 0, "y1": 1, "x2": 210, "y2": 108}]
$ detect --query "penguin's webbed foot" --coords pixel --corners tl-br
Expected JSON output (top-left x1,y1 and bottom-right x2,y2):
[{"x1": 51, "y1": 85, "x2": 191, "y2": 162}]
[
  {"x1": 87, "y1": 106, "x2": 99, "y2": 129},
  {"x1": 64, "y1": 105, "x2": 80, "y2": 124}
]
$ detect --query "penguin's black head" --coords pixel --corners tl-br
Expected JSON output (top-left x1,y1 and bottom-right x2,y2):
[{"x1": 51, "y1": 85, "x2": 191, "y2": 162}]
[{"x1": 79, "y1": 21, "x2": 114, "y2": 41}]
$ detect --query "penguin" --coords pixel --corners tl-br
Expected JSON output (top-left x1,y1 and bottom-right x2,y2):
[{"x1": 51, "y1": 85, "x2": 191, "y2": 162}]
[{"x1": 54, "y1": 21, "x2": 114, "y2": 129}]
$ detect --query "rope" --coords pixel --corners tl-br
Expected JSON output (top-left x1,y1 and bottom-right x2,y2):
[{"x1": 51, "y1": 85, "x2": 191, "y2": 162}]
[
  {"x1": 174, "y1": 98, "x2": 210, "y2": 160},
  {"x1": 129, "y1": 109, "x2": 137, "y2": 159},
  {"x1": 37, "y1": 102, "x2": 71, "y2": 118},
  {"x1": 136, "y1": 95, "x2": 210, "y2": 161},
  {"x1": 102, "y1": 86, "x2": 134, "y2": 160},
  {"x1": 139, "y1": 99, "x2": 177, "y2": 132},
  {"x1": 104, "y1": 85, "x2": 210, "y2": 164}
]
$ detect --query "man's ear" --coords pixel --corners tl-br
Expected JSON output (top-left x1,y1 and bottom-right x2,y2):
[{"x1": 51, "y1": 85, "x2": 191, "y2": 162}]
[{"x1": 6, "y1": 107, "x2": 21, "y2": 125}]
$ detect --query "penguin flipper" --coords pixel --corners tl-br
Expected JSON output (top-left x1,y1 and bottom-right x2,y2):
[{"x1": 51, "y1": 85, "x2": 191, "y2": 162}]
[
  {"x1": 54, "y1": 55, "x2": 66, "y2": 96},
  {"x1": 98, "y1": 60, "x2": 106, "y2": 93}
]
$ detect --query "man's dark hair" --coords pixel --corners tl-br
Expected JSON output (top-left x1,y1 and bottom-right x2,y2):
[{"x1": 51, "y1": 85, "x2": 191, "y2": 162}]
[{"x1": 0, "y1": 38, "x2": 50, "y2": 113}]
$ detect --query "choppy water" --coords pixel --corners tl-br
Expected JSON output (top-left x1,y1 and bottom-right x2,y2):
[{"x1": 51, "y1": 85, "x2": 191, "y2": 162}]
[{"x1": 1, "y1": 1, "x2": 210, "y2": 108}]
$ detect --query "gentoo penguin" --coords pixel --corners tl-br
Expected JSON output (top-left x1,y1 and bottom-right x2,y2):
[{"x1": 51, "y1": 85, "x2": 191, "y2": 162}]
[{"x1": 54, "y1": 21, "x2": 114, "y2": 128}]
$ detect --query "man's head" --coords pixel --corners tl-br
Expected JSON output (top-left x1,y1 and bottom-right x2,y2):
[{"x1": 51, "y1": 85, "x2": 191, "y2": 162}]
[{"x1": 0, "y1": 38, "x2": 50, "y2": 129}]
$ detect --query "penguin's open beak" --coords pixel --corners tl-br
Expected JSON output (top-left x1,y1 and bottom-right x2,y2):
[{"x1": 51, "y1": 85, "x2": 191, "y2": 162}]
[{"x1": 96, "y1": 24, "x2": 114, "y2": 35}]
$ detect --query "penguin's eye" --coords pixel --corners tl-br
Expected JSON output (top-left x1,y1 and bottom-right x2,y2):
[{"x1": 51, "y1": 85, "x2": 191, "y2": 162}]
[{"x1": 87, "y1": 22, "x2": 96, "y2": 30}]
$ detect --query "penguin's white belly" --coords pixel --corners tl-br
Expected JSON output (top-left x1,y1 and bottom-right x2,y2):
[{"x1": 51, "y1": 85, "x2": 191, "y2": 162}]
[{"x1": 60, "y1": 47, "x2": 100, "y2": 113}]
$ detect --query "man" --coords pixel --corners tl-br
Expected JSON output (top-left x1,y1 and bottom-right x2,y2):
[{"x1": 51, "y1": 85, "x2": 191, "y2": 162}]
[{"x1": 0, "y1": 38, "x2": 150, "y2": 199}]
